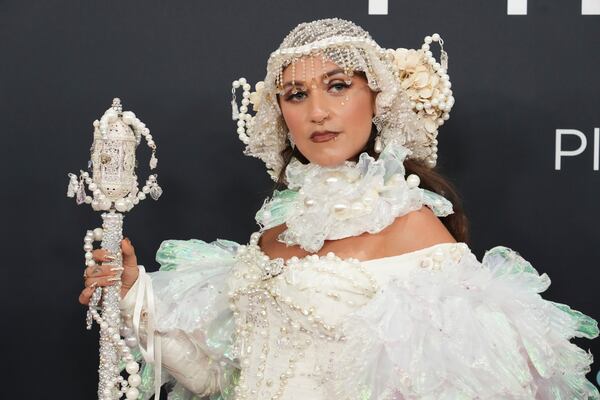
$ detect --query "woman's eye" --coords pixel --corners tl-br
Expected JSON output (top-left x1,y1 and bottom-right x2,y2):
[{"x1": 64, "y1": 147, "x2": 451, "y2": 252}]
[
  {"x1": 285, "y1": 91, "x2": 307, "y2": 101},
  {"x1": 329, "y1": 82, "x2": 350, "y2": 93}
]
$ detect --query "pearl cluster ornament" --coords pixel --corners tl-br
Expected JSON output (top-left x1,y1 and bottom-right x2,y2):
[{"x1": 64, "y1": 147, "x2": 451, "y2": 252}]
[{"x1": 419, "y1": 243, "x2": 468, "y2": 270}]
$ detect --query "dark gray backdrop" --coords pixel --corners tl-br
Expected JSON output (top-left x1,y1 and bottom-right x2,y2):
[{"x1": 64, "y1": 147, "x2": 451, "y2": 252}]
[{"x1": 1, "y1": 0, "x2": 598, "y2": 397}]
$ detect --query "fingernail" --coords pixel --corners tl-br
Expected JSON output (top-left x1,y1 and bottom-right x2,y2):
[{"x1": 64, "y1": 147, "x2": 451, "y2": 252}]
[
  {"x1": 107, "y1": 277, "x2": 120, "y2": 282},
  {"x1": 110, "y1": 266, "x2": 124, "y2": 271},
  {"x1": 105, "y1": 255, "x2": 116, "y2": 261}
]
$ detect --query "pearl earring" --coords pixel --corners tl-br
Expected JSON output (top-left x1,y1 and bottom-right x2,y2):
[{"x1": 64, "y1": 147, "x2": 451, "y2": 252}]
[{"x1": 374, "y1": 135, "x2": 383, "y2": 153}]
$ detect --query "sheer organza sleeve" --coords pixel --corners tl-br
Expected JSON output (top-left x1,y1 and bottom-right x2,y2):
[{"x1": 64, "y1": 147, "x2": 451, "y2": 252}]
[
  {"x1": 334, "y1": 246, "x2": 599, "y2": 399},
  {"x1": 119, "y1": 239, "x2": 240, "y2": 400}
]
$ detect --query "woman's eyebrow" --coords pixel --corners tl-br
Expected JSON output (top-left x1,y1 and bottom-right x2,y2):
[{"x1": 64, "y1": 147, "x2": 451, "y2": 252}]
[{"x1": 281, "y1": 68, "x2": 346, "y2": 89}]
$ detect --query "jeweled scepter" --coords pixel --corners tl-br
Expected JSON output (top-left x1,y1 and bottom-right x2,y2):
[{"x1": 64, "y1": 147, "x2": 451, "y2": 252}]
[{"x1": 67, "y1": 98, "x2": 162, "y2": 400}]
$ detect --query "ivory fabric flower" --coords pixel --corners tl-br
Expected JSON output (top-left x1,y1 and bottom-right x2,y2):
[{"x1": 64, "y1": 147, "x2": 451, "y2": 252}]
[
  {"x1": 248, "y1": 81, "x2": 265, "y2": 112},
  {"x1": 392, "y1": 48, "x2": 446, "y2": 134}
]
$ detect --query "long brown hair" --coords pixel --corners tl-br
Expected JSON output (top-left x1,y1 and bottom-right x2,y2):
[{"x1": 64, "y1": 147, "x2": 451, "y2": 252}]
[{"x1": 274, "y1": 124, "x2": 470, "y2": 243}]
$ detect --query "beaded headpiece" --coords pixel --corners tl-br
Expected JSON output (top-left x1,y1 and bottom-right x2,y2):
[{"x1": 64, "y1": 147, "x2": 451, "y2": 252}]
[{"x1": 231, "y1": 18, "x2": 454, "y2": 181}]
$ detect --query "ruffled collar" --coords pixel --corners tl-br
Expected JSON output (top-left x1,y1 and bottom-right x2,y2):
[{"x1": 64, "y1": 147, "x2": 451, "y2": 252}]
[{"x1": 255, "y1": 143, "x2": 453, "y2": 253}]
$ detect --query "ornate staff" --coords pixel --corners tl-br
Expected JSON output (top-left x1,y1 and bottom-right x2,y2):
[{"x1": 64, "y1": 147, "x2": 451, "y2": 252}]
[{"x1": 67, "y1": 98, "x2": 162, "y2": 399}]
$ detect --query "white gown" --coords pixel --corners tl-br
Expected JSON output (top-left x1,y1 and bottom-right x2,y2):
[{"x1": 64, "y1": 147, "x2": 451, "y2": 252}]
[
  {"x1": 120, "y1": 235, "x2": 599, "y2": 400},
  {"x1": 118, "y1": 144, "x2": 598, "y2": 399}
]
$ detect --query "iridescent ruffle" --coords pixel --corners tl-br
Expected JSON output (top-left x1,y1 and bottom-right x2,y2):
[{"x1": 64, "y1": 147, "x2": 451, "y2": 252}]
[
  {"x1": 333, "y1": 246, "x2": 599, "y2": 399},
  {"x1": 121, "y1": 239, "x2": 241, "y2": 400}
]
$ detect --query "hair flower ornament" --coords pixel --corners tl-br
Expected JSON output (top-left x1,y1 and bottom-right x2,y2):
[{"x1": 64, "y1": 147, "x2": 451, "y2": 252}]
[
  {"x1": 249, "y1": 81, "x2": 265, "y2": 112},
  {"x1": 391, "y1": 34, "x2": 454, "y2": 137}
]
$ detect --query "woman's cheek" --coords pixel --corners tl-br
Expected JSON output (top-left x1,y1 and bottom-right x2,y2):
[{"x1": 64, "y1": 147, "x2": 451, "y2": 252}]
[
  {"x1": 343, "y1": 94, "x2": 372, "y2": 131},
  {"x1": 281, "y1": 107, "x2": 302, "y2": 138}
]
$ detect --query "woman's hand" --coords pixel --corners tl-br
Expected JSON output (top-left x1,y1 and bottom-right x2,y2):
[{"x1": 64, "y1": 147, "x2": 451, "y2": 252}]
[{"x1": 78, "y1": 238, "x2": 140, "y2": 305}]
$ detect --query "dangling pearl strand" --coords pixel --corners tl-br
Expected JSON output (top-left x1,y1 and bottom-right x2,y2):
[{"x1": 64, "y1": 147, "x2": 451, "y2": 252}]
[
  {"x1": 98, "y1": 99, "x2": 158, "y2": 165},
  {"x1": 84, "y1": 228, "x2": 104, "y2": 267},
  {"x1": 87, "y1": 305, "x2": 143, "y2": 399},
  {"x1": 420, "y1": 33, "x2": 454, "y2": 168},
  {"x1": 231, "y1": 77, "x2": 253, "y2": 144}
]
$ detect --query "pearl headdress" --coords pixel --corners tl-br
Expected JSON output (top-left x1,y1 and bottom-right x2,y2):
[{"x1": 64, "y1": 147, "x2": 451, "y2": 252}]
[{"x1": 231, "y1": 18, "x2": 454, "y2": 181}]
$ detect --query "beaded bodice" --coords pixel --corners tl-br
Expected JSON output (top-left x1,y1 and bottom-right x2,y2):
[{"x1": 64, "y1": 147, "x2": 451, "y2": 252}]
[{"x1": 227, "y1": 231, "x2": 469, "y2": 399}]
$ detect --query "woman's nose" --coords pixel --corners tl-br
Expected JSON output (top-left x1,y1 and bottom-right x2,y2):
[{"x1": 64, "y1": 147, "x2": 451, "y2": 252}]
[{"x1": 308, "y1": 92, "x2": 330, "y2": 124}]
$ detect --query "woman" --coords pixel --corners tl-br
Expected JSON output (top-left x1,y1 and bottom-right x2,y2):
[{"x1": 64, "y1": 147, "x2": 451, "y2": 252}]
[{"x1": 79, "y1": 18, "x2": 598, "y2": 399}]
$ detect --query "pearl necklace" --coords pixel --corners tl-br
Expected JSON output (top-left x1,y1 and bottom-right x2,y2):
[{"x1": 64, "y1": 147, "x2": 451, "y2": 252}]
[{"x1": 255, "y1": 143, "x2": 454, "y2": 253}]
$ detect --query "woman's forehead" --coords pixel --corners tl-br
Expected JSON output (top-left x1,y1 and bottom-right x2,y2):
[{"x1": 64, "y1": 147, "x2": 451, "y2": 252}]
[{"x1": 281, "y1": 56, "x2": 345, "y2": 81}]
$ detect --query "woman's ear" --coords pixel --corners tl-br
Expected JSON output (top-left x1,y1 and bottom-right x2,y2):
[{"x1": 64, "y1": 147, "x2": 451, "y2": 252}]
[{"x1": 371, "y1": 91, "x2": 378, "y2": 116}]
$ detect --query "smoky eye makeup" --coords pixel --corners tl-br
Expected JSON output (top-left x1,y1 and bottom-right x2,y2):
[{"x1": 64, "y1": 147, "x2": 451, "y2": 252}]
[
  {"x1": 283, "y1": 86, "x2": 308, "y2": 101},
  {"x1": 329, "y1": 80, "x2": 352, "y2": 91},
  {"x1": 282, "y1": 74, "x2": 353, "y2": 101}
]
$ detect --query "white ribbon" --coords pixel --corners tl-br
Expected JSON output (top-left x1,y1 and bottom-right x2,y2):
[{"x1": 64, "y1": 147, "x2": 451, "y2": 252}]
[{"x1": 131, "y1": 265, "x2": 163, "y2": 400}]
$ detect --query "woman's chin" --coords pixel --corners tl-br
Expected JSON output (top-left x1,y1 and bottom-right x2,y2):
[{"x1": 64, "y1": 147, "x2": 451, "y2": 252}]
[
  {"x1": 304, "y1": 153, "x2": 354, "y2": 168},
  {"x1": 299, "y1": 139, "x2": 366, "y2": 167}
]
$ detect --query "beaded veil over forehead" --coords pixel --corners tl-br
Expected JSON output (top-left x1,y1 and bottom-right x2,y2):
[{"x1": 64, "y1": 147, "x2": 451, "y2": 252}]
[{"x1": 231, "y1": 18, "x2": 454, "y2": 181}]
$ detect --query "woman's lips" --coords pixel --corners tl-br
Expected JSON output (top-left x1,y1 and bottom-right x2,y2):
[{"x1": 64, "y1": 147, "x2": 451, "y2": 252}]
[{"x1": 310, "y1": 131, "x2": 339, "y2": 143}]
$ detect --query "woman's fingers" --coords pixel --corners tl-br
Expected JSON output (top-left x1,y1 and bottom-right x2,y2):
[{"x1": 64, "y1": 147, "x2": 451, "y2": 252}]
[
  {"x1": 92, "y1": 248, "x2": 115, "y2": 263},
  {"x1": 84, "y1": 274, "x2": 120, "y2": 289},
  {"x1": 80, "y1": 264, "x2": 122, "y2": 306},
  {"x1": 83, "y1": 264, "x2": 120, "y2": 289},
  {"x1": 90, "y1": 239, "x2": 135, "y2": 266},
  {"x1": 81, "y1": 238, "x2": 137, "y2": 307},
  {"x1": 84, "y1": 263, "x2": 121, "y2": 279},
  {"x1": 121, "y1": 238, "x2": 138, "y2": 268},
  {"x1": 79, "y1": 286, "x2": 95, "y2": 305}
]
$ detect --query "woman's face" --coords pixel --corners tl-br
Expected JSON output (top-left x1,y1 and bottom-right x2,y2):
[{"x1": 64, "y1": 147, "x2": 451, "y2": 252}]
[{"x1": 278, "y1": 56, "x2": 376, "y2": 167}]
